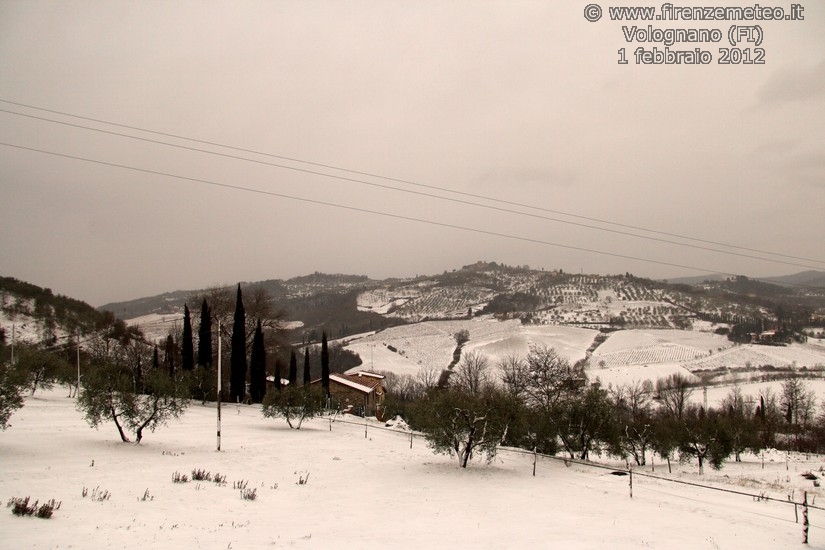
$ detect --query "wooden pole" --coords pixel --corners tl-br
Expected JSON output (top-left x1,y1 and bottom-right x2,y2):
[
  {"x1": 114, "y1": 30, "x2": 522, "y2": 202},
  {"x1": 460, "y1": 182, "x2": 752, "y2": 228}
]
[
  {"x1": 804, "y1": 491, "x2": 809, "y2": 544},
  {"x1": 629, "y1": 467, "x2": 633, "y2": 499},
  {"x1": 75, "y1": 330, "x2": 81, "y2": 398},
  {"x1": 533, "y1": 447, "x2": 537, "y2": 477},
  {"x1": 217, "y1": 321, "x2": 222, "y2": 452}
]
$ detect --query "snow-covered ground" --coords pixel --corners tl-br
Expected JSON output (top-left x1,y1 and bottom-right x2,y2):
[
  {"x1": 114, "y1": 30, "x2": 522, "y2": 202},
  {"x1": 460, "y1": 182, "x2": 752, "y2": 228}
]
[
  {"x1": 352, "y1": 321, "x2": 825, "y2": 395},
  {"x1": 346, "y1": 319, "x2": 598, "y2": 378},
  {"x1": 2, "y1": 390, "x2": 825, "y2": 549}
]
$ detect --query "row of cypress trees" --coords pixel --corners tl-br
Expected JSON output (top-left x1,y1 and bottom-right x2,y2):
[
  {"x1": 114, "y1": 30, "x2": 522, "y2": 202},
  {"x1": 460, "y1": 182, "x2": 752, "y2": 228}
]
[{"x1": 175, "y1": 284, "x2": 330, "y2": 404}]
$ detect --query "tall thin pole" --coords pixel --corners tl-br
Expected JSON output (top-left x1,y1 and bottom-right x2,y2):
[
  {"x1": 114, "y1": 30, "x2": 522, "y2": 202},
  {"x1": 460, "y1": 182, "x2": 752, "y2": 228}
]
[
  {"x1": 76, "y1": 330, "x2": 81, "y2": 398},
  {"x1": 217, "y1": 320, "x2": 222, "y2": 452}
]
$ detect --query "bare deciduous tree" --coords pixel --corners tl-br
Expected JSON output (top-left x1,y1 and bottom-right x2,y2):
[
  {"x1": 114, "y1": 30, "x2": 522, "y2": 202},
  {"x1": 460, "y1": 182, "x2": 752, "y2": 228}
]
[
  {"x1": 655, "y1": 373, "x2": 694, "y2": 421},
  {"x1": 451, "y1": 351, "x2": 491, "y2": 396}
]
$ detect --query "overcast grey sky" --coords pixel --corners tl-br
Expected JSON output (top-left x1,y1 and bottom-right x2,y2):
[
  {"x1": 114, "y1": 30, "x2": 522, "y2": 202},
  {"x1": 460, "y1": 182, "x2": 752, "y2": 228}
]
[{"x1": 1, "y1": 1, "x2": 823, "y2": 306}]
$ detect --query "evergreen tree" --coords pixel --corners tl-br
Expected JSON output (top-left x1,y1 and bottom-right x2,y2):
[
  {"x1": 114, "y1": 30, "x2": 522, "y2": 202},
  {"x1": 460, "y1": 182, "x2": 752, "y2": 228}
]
[
  {"x1": 274, "y1": 359, "x2": 283, "y2": 391},
  {"x1": 249, "y1": 319, "x2": 266, "y2": 403},
  {"x1": 164, "y1": 334, "x2": 176, "y2": 378},
  {"x1": 181, "y1": 304, "x2": 194, "y2": 371},
  {"x1": 197, "y1": 299, "x2": 212, "y2": 368},
  {"x1": 303, "y1": 347, "x2": 311, "y2": 386},
  {"x1": 321, "y1": 331, "x2": 330, "y2": 396},
  {"x1": 230, "y1": 284, "x2": 247, "y2": 403},
  {"x1": 152, "y1": 345, "x2": 159, "y2": 370},
  {"x1": 288, "y1": 349, "x2": 297, "y2": 387}
]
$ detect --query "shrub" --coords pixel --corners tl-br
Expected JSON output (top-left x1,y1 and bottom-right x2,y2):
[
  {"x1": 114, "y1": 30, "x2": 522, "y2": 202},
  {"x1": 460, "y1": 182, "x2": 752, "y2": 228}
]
[
  {"x1": 171, "y1": 471, "x2": 189, "y2": 484},
  {"x1": 240, "y1": 488, "x2": 257, "y2": 501},
  {"x1": 191, "y1": 468, "x2": 211, "y2": 481},
  {"x1": 262, "y1": 385, "x2": 326, "y2": 429},
  {"x1": 7, "y1": 497, "x2": 61, "y2": 518},
  {"x1": 82, "y1": 486, "x2": 111, "y2": 501}
]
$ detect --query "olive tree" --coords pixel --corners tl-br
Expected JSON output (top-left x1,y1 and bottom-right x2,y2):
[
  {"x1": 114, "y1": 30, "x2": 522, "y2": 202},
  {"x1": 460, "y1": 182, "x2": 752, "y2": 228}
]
[
  {"x1": 77, "y1": 364, "x2": 190, "y2": 443},
  {"x1": 411, "y1": 386, "x2": 524, "y2": 468},
  {"x1": 261, "y1": 385, "x2": 326, "y2": 429},
  {"x1": 0, "y1": 362, "x2": 27, "y2": 430}
]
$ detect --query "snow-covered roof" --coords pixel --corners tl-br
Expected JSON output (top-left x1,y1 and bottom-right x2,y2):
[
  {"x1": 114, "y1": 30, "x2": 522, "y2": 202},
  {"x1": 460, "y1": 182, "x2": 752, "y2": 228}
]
[{"x1": 329, "y1": 374, "x2": 374, "y2": 394}]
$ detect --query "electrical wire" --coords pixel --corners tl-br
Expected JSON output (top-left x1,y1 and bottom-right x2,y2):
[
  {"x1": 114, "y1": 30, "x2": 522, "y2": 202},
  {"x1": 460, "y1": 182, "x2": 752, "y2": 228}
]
[
  {"x1": 2, "y1": 140, "x2": 824, "y2": 289},
  {"x1": 1, "y1": 98, "x2": 822, "y2": 268}
]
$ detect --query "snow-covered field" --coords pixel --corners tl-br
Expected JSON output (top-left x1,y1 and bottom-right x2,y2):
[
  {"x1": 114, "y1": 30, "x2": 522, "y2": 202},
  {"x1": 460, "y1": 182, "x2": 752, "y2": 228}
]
[
  {"x1": 350, "y1": 320, "x2": 825, "y2": 396},
  {"x1": 346, "y1": 319, "x2": 598, "y2": 377},
  {"x1": 3, "y1": 390, "x2": 825, "y2": 549}
]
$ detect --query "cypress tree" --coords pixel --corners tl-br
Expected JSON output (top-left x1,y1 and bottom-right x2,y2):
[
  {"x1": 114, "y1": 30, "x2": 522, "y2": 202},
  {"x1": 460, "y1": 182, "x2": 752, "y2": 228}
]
[
  {"x1": 321, "y1": 331, "x2": 330, "y2": 396},
  {"x1": 230, "y1": 284, "x2": 247, "y2": 403},
  {"x1": 197, "y1": 299, "x2": 212, "y2": 368},
  {"x1": 303, "y1": 347, "x2": 311, "y2": 386},
  {"x1": 274, "y1": 359, "x2": 282, "y2": 391},
  {"x1": 288, "y1": 349, "x2": 297, "y2": 387},
  {"x1": 152, "y1": 345, "x2": 159, "y2": 370},
  {"x1": 164, "y1": 334, "x2": 176, "y2": 377},
  {"x1": 249, "y1": 319, "x2": 266, "y2": 403},
  {"x1": 182, "y1": 304, "x2": 194, "y2": 371}
]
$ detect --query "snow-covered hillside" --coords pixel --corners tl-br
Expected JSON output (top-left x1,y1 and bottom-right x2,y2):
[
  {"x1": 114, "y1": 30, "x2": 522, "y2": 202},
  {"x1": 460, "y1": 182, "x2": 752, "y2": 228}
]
[{"x1": 346, "y1": 320, "x2": 825, "y2": 395}]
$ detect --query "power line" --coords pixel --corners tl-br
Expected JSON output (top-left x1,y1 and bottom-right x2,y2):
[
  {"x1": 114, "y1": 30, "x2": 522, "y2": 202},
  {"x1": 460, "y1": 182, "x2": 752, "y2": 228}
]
[
  {"x1": 1, "y1": 98, "x2": 822, "y2": 267},
  {"x1": 6, "y1": 108, "x2": 820, "y2": 270},
  {"x1": 1, "y1": 140, "x2": 818, "y2": 289}
]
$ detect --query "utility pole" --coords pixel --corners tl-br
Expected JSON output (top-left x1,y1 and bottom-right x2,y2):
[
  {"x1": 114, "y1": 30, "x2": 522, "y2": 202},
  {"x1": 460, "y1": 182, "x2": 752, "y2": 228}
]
[
  {"x1": 76, "y1": 330, "x2": 81, "y2": 398},
  {"x1": 217, "y1": 320, "x2": 222, "y2": 452}
]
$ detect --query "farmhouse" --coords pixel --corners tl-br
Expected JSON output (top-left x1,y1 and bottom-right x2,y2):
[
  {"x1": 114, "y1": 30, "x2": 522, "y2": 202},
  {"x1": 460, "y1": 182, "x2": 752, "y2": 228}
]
[{"x1": 314, "y1": 372, "x2": 386, "y2": 419}]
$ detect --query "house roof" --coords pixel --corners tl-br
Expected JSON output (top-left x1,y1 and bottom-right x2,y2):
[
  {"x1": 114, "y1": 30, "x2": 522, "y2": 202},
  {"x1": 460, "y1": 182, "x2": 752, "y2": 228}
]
[
  {"x1": 329, "y1": 374, "x2": 375, "y2": 394},
  {"x1": 341, "y1": 372, "x2": 385, "y2": 391},
  {"x1": 308, "y1": 372, "x2": 386, "y2": 394}
]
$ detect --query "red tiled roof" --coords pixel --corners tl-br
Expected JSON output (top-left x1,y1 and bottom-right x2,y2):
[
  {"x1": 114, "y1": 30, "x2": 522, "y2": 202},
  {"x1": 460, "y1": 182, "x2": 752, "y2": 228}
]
[{"x1": 340, "y1": 372, "x2": 384, "y2": 391}]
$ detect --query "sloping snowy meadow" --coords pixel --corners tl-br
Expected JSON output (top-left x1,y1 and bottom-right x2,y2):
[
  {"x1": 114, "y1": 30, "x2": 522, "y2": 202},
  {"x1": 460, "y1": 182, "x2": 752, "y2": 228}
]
[{"x1": 2, "y1": 390, "x2": 825, "y2": 549}]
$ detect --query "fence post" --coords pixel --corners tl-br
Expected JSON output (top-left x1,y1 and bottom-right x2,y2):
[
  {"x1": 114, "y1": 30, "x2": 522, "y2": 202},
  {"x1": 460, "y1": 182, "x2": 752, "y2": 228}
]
[
  {"x1": 804, "y1": 491, "x2": 809, "y2": 544},
  {"x1": 410, "y1": 431, "x2": 413, "y2": 449},
  {"x1": 533, "y1": 447, "x2": 537, "y2": 477},
  {"x1": 629, "y1": 467, "x2": 633, "y2": 499}
]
